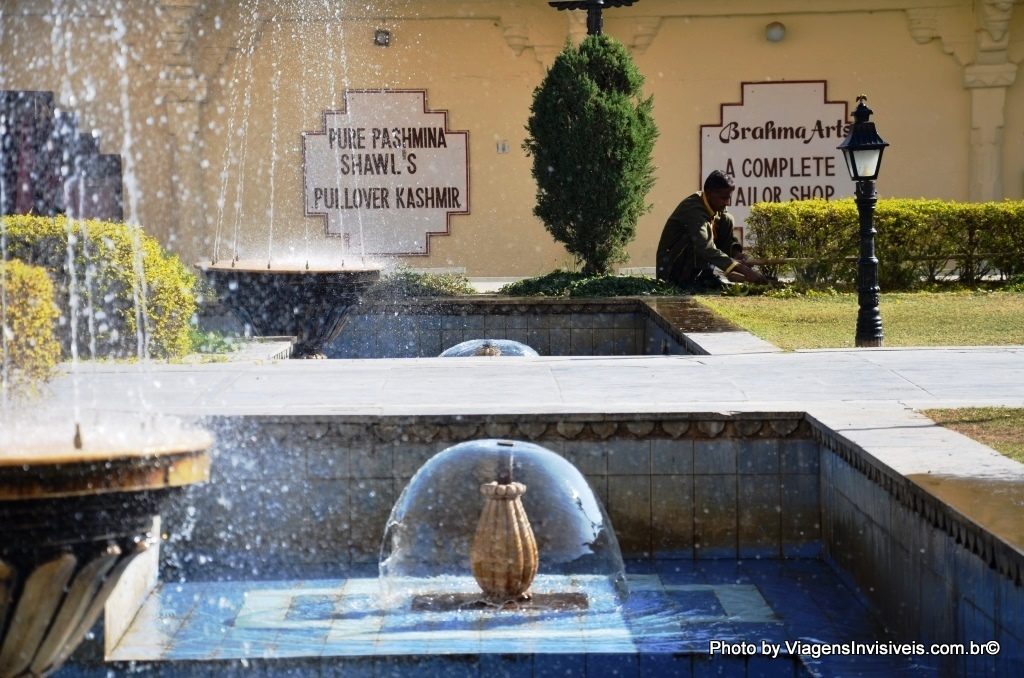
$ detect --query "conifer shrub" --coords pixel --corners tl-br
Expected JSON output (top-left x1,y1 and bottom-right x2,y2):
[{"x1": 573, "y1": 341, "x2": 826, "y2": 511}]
[
  {"x1": 524, "y1": 35, "x2": 657, "y2": 275},
  {"x1": 2, "y1": 215, "x2": 197, "y2": 358},
  {"x1": 1, "y1": 259, "x2": 60, "y2": 393}
]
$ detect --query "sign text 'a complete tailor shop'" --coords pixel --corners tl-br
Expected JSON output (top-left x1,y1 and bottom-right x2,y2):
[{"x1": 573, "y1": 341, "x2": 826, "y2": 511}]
[{"x1": 701, "y1": 81, "x2": 851, "y2": 240}]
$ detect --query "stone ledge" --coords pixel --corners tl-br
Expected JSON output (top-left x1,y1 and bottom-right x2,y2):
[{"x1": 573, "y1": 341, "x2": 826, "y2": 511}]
[
  {"x1": 680, "y1": 331, "x2": 783, "y2": 355},
  {"x1": 807, "y1": 409, "x2": 1024, "y2": 586}
]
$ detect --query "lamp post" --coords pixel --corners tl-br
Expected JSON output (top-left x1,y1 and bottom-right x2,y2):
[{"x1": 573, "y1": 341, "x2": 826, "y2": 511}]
[
  {"x1": 838, "y1": 95, "x2": 889, "y2": 348},
  {"x1": 548, "y1": 0, "x2": 638, "y2": 36}
]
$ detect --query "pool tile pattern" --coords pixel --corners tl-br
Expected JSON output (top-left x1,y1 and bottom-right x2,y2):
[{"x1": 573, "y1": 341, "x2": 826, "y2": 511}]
[{"x1": 98, "y1": 560, "x2": 932, "y2": 676}]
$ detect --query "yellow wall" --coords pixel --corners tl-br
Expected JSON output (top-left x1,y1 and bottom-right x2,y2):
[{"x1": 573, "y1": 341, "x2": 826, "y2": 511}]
[{"x1": 2, "y1": 1, "x2": 1021, "y2": 277}]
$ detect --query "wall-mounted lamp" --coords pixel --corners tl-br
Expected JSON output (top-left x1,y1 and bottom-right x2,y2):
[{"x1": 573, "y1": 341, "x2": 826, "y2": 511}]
[
  {"x1": 374, "y1": 29, "x2": 391, "y2": 47},
  {"x1": 765, "y1": 21, "x2": 786, "y2": 42}
]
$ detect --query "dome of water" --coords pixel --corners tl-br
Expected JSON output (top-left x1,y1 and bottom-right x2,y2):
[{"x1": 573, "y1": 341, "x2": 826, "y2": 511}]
[
  {"x1": 439, "y1": 339, "x2": 539, "y2": 357},
  {"x1": 379, "y1": 439, "x2": 627, "y2": 608}
]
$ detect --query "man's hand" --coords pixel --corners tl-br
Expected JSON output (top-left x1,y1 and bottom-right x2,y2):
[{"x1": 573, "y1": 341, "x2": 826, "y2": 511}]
[{"x1": 726, "y1": 261, "x2": 767, "y2": 284}]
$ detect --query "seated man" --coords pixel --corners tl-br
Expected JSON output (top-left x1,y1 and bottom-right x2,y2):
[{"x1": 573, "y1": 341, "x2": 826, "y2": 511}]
[{"x1": 656, "y1": 170, "x2": 766, "y2": 289}]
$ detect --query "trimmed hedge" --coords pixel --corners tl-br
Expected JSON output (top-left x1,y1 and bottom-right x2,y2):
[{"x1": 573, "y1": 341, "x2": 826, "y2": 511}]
[
  {"x1": 1, "y1": 215, "x2": 197, "y2": 359},
  {"x1": 362, "y1": 268, "x2": 476, "y2": 300},
  {"x1": 1, "y1": 259, "x2": 61, "y2": 393},
  {"x1": 498, "y1": 270, "x2": 682, "y2": 297},
  {"x1": 746, "y1": 198, "x2": 1024, "y2": 288}
]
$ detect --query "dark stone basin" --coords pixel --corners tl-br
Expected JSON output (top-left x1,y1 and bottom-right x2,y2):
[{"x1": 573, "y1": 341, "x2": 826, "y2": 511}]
[
  {"x1": 198, "y1": 261, "x2": 381, "y2": 358},
  {"x1": 0, "y1": 428, "x2": 210, "y2": 677}
]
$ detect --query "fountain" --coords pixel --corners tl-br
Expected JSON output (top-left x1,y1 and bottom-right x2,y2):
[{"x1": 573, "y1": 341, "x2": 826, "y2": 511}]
[
  {"x1": 380, "y1": 439, "x2": 627, "y2": 611},
  {"x1": 0, "y1": 413, "x2": 210, "y2": 677},
  {"x1": 439, "y1": 339, "x2": 540, "y2": 357},
  {"x1": 6, "y1": 4, "x2": 1022, "y2": 676},
  {"x1": 1, "y1": 54, "x2": 213, "y2": 678}
]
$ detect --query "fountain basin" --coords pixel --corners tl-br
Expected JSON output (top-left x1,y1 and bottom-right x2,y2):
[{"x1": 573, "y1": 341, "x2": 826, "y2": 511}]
[
  {"x1": 0, "y1": 419, "x2": 210, "y2": 678},
  {"x1": 198, "y1": 260, "x2": 381, "y2": 358}
]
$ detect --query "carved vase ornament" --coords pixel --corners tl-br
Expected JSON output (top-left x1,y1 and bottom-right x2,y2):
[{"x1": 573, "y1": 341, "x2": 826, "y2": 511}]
[{"x1": 470, "y1": 473, "x2": 538, "y2": 601}]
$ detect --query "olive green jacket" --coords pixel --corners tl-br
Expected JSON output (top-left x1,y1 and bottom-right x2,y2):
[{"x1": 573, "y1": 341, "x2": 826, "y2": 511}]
[{"x1": 655, "y1": 191, "x2": 739, "y2": 285}]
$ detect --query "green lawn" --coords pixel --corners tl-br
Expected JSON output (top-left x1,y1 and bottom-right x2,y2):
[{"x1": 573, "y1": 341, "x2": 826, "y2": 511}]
[
  {"x1": 923, "y1": 408, "x2": 1024, "y2": 464},
  {"x1": 695, "y1": 290, "x2": 1024, "y2": 350}
]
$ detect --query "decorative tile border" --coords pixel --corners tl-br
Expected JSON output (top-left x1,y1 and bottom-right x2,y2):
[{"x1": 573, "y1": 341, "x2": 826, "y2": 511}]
[{"x1": 237, "y1": 412, "x2": 810, "y2": 446}]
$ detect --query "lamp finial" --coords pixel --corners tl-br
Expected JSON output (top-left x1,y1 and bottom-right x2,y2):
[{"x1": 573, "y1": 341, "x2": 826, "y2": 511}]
[{"x1": 852, "y1": 95, "x2": 874, "y2": 123}]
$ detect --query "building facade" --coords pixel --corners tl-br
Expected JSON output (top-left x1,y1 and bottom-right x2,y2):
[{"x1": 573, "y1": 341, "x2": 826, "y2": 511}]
[{"x1": 1, "y1": 0, "x2": 1021, "y2": 276}]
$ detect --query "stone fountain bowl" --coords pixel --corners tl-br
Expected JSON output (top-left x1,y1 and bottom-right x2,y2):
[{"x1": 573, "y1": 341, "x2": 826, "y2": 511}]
[
  {"x1": 197, "y1": 259, "x2": 381, "y2": 358},
  {"x1": 0, "y1": 416, "x2": 211, "y2": 677}
]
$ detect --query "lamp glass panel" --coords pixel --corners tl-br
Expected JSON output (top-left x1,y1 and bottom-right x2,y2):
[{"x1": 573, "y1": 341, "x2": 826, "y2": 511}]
[
  {"x1": 852, "y1": 149, "x2": 881, "y2": 179},
  {"x1": 842, "y1": 150, "x2": 856, "y2": 180}
]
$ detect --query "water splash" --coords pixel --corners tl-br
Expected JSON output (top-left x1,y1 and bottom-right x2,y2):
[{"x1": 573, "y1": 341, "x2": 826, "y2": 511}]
[
  {"x1": 229, "y1": 0, "x2": 262, "y2": 263},
  {"x1": 213, "y1": 1, "x2": 262, "y2": 265}
]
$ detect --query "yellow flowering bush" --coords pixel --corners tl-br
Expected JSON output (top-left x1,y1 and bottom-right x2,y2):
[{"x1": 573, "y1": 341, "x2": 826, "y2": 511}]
[
  {"x1": 2, "y1": 215, "x2": 196, "y2": 358},
  {"x1": 1, "y1": 259, "x2": 60, "y2": 393}
]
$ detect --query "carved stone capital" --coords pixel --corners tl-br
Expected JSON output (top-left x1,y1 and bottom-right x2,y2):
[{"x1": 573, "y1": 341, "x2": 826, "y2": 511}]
[
  {"x1": 501, "y1": 21, "x2": 531, "y2": 57},
  {"x1": 963, "y1": 62, "x2": 1018, "y2": 88},
  {"x1": 158, "y1": 77, "x2": 208, "y2": 105},
  {"x1": 905, "y1": 8, "x2": 939, "y2": 45},
  {"x1": 904, "y1": 6, "x2": 975, "y2": 65},
  {"x1": 977, "y1": 0, "x2": 1014, "y2": 45}
]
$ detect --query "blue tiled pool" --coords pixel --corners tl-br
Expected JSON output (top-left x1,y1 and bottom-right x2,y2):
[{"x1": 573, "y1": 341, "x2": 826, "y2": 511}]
[{"x1": 81, "y1": 559, "x2": 936, "y2": 676}]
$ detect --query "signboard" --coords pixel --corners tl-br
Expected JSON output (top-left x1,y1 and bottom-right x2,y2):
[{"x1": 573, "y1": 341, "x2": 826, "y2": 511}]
[
  {"x1": 701, "y1": 81, "x2": 850, "y2": 241},
  {"x1": 303, "y1": 89, "x2": 469, "y2": 255}
]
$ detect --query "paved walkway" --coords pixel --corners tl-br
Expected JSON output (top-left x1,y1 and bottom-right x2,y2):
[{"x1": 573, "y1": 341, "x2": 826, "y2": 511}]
[
  {"x1": 25, "y1": 340, "x2": 1024, "y2": 535},
  {"x1": 42, "y1": 343, "x2": 1024, "y2": 416}
]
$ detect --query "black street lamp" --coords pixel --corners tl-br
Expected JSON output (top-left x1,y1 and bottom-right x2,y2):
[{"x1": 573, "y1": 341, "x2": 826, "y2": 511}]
[
  {"x1": 838, "y1": 95, "x2": 889, "y2": 348},
  {"x1": 548, "y1": 0, "x2": 638, "y2": 36}
]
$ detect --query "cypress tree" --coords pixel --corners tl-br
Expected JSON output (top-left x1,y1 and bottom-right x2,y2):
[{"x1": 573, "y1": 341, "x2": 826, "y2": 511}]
[{"x1": 524, "y1": 35, "x2": 658, "y2": 275}]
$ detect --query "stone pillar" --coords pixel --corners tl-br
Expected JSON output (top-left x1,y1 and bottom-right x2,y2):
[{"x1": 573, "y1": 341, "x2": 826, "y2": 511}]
[
  {"x1": 157, "y1": 1, "x2": 207, "y2": 251},
  {"x1": 906, "y1": 0, "x2": 1018, "y2": 201},
  {"x1": 964, "y1": 63, "x2": 1016, "y2": 201},
  {"x1": 964, "y1": 0, "x2": 1017, "y2": 201}
]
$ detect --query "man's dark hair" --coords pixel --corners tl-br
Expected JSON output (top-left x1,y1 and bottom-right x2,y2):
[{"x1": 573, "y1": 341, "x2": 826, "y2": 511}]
[{"x1": 703, "y1": 170, "x2": 735, "y2": 192}]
